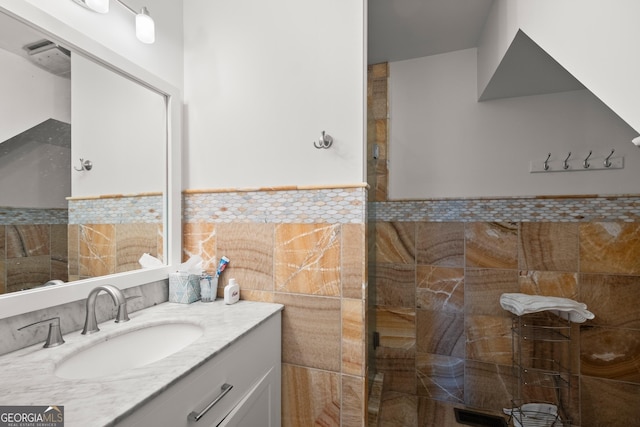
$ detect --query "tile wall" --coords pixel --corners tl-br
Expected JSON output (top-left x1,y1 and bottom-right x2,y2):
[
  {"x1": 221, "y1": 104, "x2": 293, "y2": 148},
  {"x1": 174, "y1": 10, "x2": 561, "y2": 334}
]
[
  {"x1": 67, "y1": 195, "x2": 163, "y2": 281},
  {"x1": 183, "y1": 186, "x2": 368, "y2": 427},
  {"x1": 370, "y1": 211, "x2": 640, "y2": 427}
]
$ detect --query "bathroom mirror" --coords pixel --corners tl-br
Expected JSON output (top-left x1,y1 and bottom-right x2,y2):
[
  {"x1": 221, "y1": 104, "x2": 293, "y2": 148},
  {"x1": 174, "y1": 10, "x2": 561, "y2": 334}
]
[{"x1": 0, "y1": 3, "x2": 182, "y2": 319}]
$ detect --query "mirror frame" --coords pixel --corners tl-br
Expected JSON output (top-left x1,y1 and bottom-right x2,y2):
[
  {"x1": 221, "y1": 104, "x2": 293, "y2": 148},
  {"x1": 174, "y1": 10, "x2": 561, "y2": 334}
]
[{"x1": 0, "y1": 1, "x2": 182, "y2": 319}]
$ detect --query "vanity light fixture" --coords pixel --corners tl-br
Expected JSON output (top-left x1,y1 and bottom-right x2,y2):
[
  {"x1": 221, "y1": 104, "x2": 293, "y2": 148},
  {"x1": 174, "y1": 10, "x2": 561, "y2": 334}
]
[{"x1": 71, "y1": 0, "x2": 156, "y2": 44}]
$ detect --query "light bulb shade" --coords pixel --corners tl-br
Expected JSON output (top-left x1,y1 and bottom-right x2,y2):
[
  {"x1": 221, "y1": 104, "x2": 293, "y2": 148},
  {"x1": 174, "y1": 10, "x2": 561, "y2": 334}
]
[
  {"x1": 136, "y1": 7, "x2": 155, "y2": 44},
  {"x1": 85, "y1": 0, "x2": 109, "y2": 13}
]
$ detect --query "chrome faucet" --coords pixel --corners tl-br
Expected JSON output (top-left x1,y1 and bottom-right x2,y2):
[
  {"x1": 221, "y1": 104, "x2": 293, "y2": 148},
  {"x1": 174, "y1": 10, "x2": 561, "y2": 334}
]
[
  {"x1": 18, "y1": 317, "x2": 65, "y2": 348},
  {"x1": 81, "y1": 285, "x2": 130, "y2": 335}
]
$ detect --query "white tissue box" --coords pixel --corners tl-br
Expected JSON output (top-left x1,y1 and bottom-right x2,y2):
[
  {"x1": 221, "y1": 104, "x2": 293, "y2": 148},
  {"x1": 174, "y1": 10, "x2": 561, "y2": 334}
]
[{"x1": 169, "y1": 272, "x2": 201, "y2": 304}]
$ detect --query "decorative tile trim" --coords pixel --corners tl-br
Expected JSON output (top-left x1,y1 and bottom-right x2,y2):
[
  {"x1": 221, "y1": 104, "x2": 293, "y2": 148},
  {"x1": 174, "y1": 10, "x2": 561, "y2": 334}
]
[
  {"x1": 183, "y1": 187, "x2": 367, "y2": 224},
  {"x1": 369, "y1": 195, "x2": 640, "y2": 223},
  {"x1": 69, "y1": 194, "x2": 163, "y2": 224},
  {"x1": 0, "y1": 207, "x2": 68, "y2": 225}
]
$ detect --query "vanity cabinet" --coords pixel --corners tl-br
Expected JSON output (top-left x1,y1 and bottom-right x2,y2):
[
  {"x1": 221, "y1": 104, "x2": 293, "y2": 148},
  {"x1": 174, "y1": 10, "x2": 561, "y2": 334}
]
[{"x1": 119, "y1": 313, "x2": 281, "y2": 427}]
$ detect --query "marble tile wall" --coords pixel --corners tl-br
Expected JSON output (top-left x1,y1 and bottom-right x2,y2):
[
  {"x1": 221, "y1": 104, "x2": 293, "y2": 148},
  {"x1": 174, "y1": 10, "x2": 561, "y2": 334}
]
[
  {"x1": 183, "y1": 186, "x2": 368, "y2": 427},
  {"x1": 371, "y1": 211, "x2": 640, "y2": 427},
  {"x1": 0, "y1": 224, "x2": 68, "y2": 294}
]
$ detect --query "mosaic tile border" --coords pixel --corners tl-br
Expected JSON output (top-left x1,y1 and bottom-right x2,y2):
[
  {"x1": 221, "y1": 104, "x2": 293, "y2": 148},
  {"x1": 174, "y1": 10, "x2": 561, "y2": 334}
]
[
  {"x1": 0, "y1": 207, "x2": 68, "y2": 225},
  {"x1": 69, "y1": 195, "x2": 163, "y2": 224},
  {"x1": 369, "y1": 195, "x2": 640, "y2": 223},
  {"x1": 183, "y1": 187, "x2": 367, "y2": 224}
]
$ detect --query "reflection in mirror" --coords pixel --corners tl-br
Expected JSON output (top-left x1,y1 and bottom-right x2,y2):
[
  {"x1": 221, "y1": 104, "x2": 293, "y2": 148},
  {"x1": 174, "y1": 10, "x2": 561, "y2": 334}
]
[{"x1": 0, "y1": 11, "x2": 166, "y2": 296}]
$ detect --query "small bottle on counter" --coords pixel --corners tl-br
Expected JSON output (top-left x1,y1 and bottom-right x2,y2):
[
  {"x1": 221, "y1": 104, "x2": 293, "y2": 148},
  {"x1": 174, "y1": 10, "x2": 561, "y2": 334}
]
[
  {"x1": 200, "y1": 272, "x2": 214, "y2": 302},
  {"x1": 224, "y1": 278, "x2": 240, "y2": 305}
]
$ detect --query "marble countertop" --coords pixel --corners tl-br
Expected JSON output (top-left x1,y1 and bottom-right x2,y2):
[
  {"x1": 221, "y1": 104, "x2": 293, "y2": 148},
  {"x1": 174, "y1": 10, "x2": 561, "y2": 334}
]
[{"x1": 0, "y1": 300, "x2": 283, "y2": 427}]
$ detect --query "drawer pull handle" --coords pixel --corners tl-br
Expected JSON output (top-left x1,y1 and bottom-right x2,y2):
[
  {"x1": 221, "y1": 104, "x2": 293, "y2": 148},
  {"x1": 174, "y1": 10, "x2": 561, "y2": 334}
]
[{"x1": 189, "y1": 383, "x2": 233, "y2": 422}]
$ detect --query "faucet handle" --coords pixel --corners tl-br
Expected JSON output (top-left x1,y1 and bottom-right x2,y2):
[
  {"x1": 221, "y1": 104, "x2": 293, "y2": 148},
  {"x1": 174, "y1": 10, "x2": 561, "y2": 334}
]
[
  {"x1": 18, "y1": 317, "x2": 65, "y2": 348},
  {"x1": 115, "y1": 295, "x2": 141, "y2": 323}
]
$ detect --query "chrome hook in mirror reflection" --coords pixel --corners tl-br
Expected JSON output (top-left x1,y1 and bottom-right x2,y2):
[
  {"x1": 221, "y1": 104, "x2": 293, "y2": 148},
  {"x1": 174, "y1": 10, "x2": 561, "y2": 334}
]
[
  {"x1": 543, "y1": 153, "x2": 551, "y2": 171},
  {"x1": 604, "y1": 149, "x2": 615, "y2": 168},
  {"x1": 563, "y1": 152, "x2": 571, "y2": 170},
  {"x1": 313, "y1": 131, "x2": 333, "y2": 149},
  {"x1": 583, "y1": 150, "x2": 592, "y2": 169},
  {"x1": 74, "y1": 158, "x2": 93, "y2": 171}
]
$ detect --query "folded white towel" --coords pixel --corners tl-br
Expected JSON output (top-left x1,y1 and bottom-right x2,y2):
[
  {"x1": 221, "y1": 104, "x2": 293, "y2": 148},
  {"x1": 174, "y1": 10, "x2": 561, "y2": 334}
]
[{"x1": 500, "y1": 293, "x2": 594, "y2": 323}]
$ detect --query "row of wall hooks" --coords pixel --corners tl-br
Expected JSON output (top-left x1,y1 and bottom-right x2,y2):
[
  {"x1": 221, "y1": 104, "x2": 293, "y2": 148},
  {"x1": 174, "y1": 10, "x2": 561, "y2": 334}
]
[{"x1": 531, "y1": 149, "x2": 623, "y2": 173}]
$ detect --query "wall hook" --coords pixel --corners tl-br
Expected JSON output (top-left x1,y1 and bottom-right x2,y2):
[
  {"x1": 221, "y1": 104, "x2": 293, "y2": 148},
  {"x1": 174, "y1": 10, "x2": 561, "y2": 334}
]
[
  {"x1": 583, "y1": 150, "x2": 592, "y2": 169},
  {"x1": 313, "y1": 131, "x2": 333, "y2": 149},
  {"x1": 543, "y1": 153, "x2": 551, "y2": 171},
  {"x1": 74, "y1": 158, "x2": 93, "y2": 171},
  {"x1": 604, "y1": 149, "x2": 615, "y2": 168},
  {"x1": 563, "y1": 152, "x2": 571, "y2": 170}
]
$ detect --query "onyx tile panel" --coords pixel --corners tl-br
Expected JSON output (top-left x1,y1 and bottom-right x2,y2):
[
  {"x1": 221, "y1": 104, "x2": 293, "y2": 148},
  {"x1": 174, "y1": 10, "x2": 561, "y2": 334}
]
[
  {"x1": 282, "y1": 364, "x2": 340, "y2": 427},
  {"x1": 342, "y1": 375, "x2": 366, "y2": 427},
  {"x1": 416, "y1": 309, "x2": 464, "y2": 358},
  {"x1": 342, "y1": 298, "x2": 365, "y2": 376},
  {"x1": 6, "y1": 224, "x2": 50, "y2": 258},
  {"x1": 416, "y1": 266, "x2": 464, "y2": 313},
  {"x1": 374, "y1": 222, "x2": 415, "y2": 264},
  {"x1": 518, "y1": 270, "x2": 578, "y2": 299},
  {"x1": 519, "y1": 222, "x2": 578, "y2": 271},
  {"x1": 375, "y1": 346, "x2": 416, "y2": 394},
  {"x1": 379, "y1": 391, "x2": 418, "y2": 427},
  {"x1": 216, "y1": 223, "x2": 274, "y2": 291},
  {"x1": 580, "y1": 222, "x2": 640, "y2": 275},
  {"x1": 464, "y1": 269, "x2": 518, "y2": 316},
  {"x1": 581, "y1": 376, "x2": 640, "y2": 427},
  {"x1": 374, "y1": 263, "x2": 415, "y2": 308},
  {"x1": 416, "y1": 352, "x2": 464, "y2": 403},
  {"x1": 416, "y1": 222, "x2": 464, "y2": 267},
  {"x1": 182, "y1": 223, "x2": 216, "y2": 272},
  {"x1": 464, "y1": 360, "x2": 513, "y2": 413},
  {"x1": 580, "y1": 273, "x2": 640, "y2": 328},
  {"x1": 274, "y1": 293, "x2": 341, "y2": 372},
  {"x1": 465, "y1": 314, "x2": 512, "y2": 365},
  {"x1": 580, "y1": 326, "x2": 640, "y2": 383},
  {"x1": 465, "y1": 222, "x2": 518, "y2": 269},
  {"x1": 342, "y1": 223, "x2": 366, "y2": 299}
]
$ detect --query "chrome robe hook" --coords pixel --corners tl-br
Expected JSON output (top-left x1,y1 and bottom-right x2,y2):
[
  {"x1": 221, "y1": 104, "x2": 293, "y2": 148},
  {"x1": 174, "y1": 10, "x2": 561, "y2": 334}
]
[
  {"x1": 74, "y1": 158, "x2": 93, "y2": 171},
  {"x1": 563, "y1": 152, "x2": 571, "y2": 170},
  {"x1": 543, "y1": 153, "x2": 551, "y2": 171},
  {"x1": 604, "y1": 149, "x2": 615, "y2": 168},
  {"x1": 583, "y1": 150, "x2": 592, "y2": 169},
  {"x1": 314, "y1": 131, "x2": 333, "y2": 149}
]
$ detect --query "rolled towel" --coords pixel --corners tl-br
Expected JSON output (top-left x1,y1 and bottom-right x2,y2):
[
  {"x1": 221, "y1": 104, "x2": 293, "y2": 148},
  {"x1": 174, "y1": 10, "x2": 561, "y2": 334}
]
[{"x1": 500, "y1": 293, "x2": 594, "y2": 323}]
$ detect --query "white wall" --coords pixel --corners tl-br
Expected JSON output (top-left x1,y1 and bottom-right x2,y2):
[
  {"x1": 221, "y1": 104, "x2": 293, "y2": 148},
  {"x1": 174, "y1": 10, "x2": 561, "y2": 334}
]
[
  {"x1": 0, "y1": 49, "x2": 70, "y2": 144},
  {"x1": 183, "y1": 0, "x2": 366, "y2": 189},
  {"x1": 388, "y1": 48, "x2": 640, "y2": 199},
  {"x1": 478, "y1": 0, "x2": 640, "y2": 134},
  {"x1": 71, "y1": 54, "x2": 165, "y2": 197}
]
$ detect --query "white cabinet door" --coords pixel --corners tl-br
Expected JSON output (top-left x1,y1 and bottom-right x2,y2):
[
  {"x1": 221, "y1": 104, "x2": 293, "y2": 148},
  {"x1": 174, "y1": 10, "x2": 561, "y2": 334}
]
[{"x1": 219, "y1": 365, "x2": 280, "y2": 427}]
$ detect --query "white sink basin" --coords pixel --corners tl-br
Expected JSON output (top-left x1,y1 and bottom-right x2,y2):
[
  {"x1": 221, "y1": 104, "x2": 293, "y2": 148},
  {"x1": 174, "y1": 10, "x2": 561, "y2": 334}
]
[{"x1": 55, "y1": 323, "x2": 203, "y2": 379}]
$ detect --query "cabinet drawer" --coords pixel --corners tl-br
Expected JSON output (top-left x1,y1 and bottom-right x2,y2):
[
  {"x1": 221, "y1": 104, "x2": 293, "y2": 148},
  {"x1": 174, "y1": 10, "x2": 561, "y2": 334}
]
[{"x1": 119, "y1": 314, "x2": 281, "y2": 427}]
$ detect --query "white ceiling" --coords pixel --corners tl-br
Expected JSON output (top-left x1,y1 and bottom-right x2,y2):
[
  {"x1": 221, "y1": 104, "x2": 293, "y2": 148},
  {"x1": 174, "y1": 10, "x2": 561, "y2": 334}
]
[{"x1": 368, "y1": 0, "x2": 495, "y2": 64}]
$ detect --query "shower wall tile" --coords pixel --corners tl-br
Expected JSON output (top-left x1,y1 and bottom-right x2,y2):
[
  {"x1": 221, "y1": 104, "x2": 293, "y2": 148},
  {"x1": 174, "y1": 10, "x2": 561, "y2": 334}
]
[
  {"x1": 579, "y1": 222, "x2": 640, "y2": 274},
  {"x1": 0, "y1": 261, "x2": 5, "y2": 294},
  {"x1": 464, "y1": 361, "x2": 513, "y2": 411},
  {"x1": 580, "y1": 326, "x2": 640, "y2": 383},
  {"x1": 580, "y1": 273, "x2": 640, "y2": 328},
  {"x1": 275, "y1": 292, "x2": 341, "y2": 372},
  {"x1": 79, "y1": 224, "x2": 116, "y2": 277},
  {"x1": 378, "y1": 392, "x2": 418, "y2": 427},
  {"x1": 0, "y1": 226, "x2": 5, "y2": 259},
  {"x1": 416, "y1": 266, "x2": 464, "y2": 313},
  {"x1": 464, "y1": 268, "x2": 518, "y2": 316},
  {"x1": 416, "y1": 352, "x2": 464, "y2": 403},
  {"x1": 519, "y1": 222, "x2": 579, "y2": 271},
  {"x1": 518, "y1": 270, "x2": 578, "y2": 298},
  {"x1": 374, "y1": 222, "x2": 415, "y2": 264},
  {"x1": 282, "y1": 364, "x2": 340, "y2": 427},
  {"x1": 342, "y1": 374, "x2": 366, "y2": 427},
  {"x1": 6, "y1": 256, "x2": 49, "y2": 292},
  {"x1": 580, "y1": 376, "x2": 640, "y2": 427},
  {"x1": 465, "y1": 315, "x2": 512, "y2": 365},
  {"x1": 343, "y1": 298, "x2": 366, "y2": 376},
  {"x1": 342, "y1": 223, "x2": 366, "y2": 299},
  {"x1": 376, "y1": 307, "x2": 415, "y2": 349},
  {"x1": 216, "y1": 223, "x2": 274, "y2": 291},
  {"x1": 374, "y1": 263, "x2": 415, "y2": 308},
  {"x1": 67, "y1": 224, "x2": 79, "y2": 278},
  {"x1": 275, "y1": 223, "x2": 341, "y2": 296},
  {"x1": 416, "y1": 309, "x2": 464, "y2": 358},
  {"x1": 416, "y1": 222, "x2": 464, "y2": 267},
  {"x1": 465, "y1": 222, "x2": 518, "y2": 269},
  {"x1": 375, "y1": 346, "x2": 416, "y2": 394}
]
